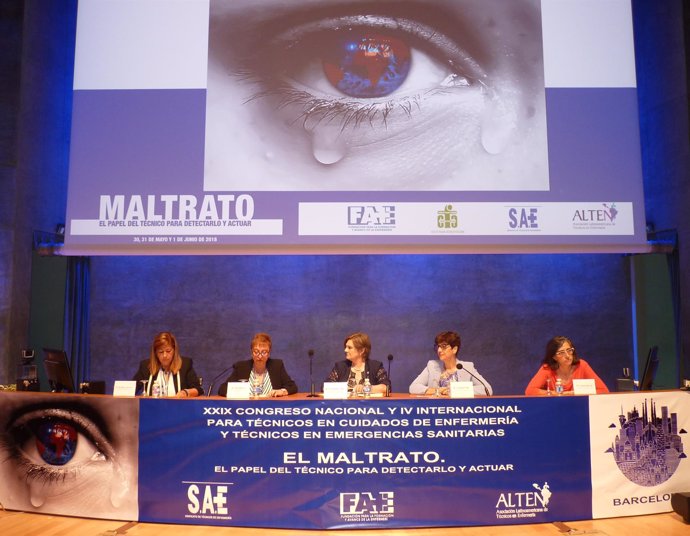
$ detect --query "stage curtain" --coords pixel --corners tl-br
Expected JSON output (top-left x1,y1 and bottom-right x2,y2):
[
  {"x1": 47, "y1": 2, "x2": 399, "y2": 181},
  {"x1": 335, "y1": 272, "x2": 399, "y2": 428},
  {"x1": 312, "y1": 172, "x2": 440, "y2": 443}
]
[{"x1": 64, "y1": 256, "x2": 90, "y2": 387}]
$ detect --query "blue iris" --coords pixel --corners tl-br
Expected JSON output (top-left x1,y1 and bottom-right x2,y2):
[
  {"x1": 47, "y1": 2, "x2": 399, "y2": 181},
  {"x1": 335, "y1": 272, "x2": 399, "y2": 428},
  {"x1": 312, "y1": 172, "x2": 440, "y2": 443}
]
[
  {"x1": 35, "y1": 420, "x2": 78, "y2": 466},
  {"x1": 323, "y1": 34, "x2": 412, "y2": 99}
]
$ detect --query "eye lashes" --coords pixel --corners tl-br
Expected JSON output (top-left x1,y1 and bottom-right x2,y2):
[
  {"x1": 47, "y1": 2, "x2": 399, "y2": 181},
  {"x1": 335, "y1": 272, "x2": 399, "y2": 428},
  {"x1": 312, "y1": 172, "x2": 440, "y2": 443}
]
[
  {"x1": 239, "y1": 72, "x2": 433, "y2": 132},
  {"x1": 271, "y1": 13, "x2": 485, "y2": 83},
  {"x1": 226, "y1": 7, "x2": 485, "y2": 133},
  {"x1": 2, "y1": 408, "x2": 116, "y2": 486}
]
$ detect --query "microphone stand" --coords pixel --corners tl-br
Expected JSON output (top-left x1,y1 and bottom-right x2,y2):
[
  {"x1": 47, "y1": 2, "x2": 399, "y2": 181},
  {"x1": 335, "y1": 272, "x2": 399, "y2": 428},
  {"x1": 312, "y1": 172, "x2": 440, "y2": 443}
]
[
  {"x1": 386, "y1": 354, "x2": 394, "y2": 396},
  {"x1": 457, "y1": 363, "x2": 490, "y2": 396},
  {"x1": 307, "y1": 349, "x2": 317, "y2": 397},
  {"x1": 207, "y1": 365, "x2": 234, "y2": 397}
]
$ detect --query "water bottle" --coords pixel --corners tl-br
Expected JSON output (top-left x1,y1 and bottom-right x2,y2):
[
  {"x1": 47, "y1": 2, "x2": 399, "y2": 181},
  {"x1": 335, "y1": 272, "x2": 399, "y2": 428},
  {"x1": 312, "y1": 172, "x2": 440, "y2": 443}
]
[
  {"x1": 555, "y1": 378, "x2": 563, "y2": 396},
  {"x1": 363, "y1": 378, "x2": 372, "y2": 398},
  {"x1": 252, "y1": 377, "x2": 262, "y2": 399},
  {"x1": 152, "y1": 381, "x2": 161, "y2": 398}
]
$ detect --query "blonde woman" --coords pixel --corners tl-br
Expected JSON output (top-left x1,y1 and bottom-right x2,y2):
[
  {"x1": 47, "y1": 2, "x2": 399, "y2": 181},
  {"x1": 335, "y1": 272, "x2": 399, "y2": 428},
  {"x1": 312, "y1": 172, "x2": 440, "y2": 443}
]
[{"x1": 133, "y1": 332, "x2": 202, "y2": 397}]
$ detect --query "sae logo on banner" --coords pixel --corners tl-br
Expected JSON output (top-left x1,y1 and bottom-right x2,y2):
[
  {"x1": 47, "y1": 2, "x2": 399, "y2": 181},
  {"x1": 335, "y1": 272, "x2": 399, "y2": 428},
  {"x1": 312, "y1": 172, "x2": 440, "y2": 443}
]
[
  {"x1": 185, "y1": 482, "x2": 232, "y2": 521},
  {"x1": 340, "y1": 491, "x2": 395, "y2": 522}
]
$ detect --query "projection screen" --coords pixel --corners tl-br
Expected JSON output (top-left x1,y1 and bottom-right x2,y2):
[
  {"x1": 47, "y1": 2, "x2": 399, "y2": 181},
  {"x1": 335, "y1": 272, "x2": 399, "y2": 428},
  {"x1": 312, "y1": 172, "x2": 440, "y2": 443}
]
[{"x1": 63, "y1": 0, "x2": 648, "y2": 254}]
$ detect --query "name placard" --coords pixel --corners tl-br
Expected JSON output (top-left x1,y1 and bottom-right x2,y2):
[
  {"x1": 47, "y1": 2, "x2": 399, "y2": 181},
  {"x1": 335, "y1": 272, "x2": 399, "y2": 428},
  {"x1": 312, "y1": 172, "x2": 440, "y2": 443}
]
[
  {"x1": 449, "y1": 381, "x2": 475, "y2": 399},
  {"x1": 323, "y1": 382, "x2": 349, "y2": 399},
  {"x1": 113, "y1": 380, "x2": 137, "y2": 397},
  {"x1": 225, "y1": 382, "x2": 251, "y2": 399},
  {"x1": 573, "y1": 379, "x2": 597, "y2": 395}
]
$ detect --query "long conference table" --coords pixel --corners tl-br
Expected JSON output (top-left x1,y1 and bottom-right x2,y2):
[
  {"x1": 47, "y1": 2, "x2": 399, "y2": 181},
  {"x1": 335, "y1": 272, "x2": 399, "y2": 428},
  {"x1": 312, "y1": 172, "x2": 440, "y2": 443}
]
[{"x1": 0, "y1": 389, "x2": 688, "y2": 529}]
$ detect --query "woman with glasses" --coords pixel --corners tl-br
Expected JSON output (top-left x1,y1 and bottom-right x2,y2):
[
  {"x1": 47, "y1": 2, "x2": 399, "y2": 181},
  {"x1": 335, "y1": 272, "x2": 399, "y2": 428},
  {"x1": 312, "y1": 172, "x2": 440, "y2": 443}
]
[
  {"x1": 325, "y1": 332, "x2": 391, "y2": 395},
  {"x1": 133, "y1": 331, "x2": 202, "y2": 397},
  {"x1": 525, "y1": 336, "x2": 609, "y2": 395},
  {"x1": 409, "y1": 331, "x2": 493, "y2": 396},
  {"x1": 217, "y1": 332, "x2": 298, "y2": 397}
]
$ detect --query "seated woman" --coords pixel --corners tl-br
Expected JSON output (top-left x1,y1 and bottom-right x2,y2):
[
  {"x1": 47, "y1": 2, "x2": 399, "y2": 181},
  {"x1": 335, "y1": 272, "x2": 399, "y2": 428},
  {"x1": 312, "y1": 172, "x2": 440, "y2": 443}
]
[
  {"x1": 133, "y1": 331, "x2": 202, "y2": 397},
  {"x1": 217, "y1": 333, "x2": 298, "y2": 397},
  {"x1": 409, "y1": 331, "x2": 493, "y2": 396},
  {"x1": 525, "y1": 336, "x2": 609, "y2": 395},
  {"x1": 325, "y1": 332, "x2": 390, "y2": 395}
]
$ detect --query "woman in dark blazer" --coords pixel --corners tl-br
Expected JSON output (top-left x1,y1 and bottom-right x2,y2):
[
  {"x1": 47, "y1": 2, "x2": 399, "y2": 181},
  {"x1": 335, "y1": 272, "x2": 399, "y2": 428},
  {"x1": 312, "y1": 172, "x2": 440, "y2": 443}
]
[
  {"x1": 325, "y1": 332, "x2": 390, "y2": 395},
  {"x1": 218, "y1": 333, "x2": 298, "y2": 397},
  {"x1": 133, "y1": 331, "x2": 202, "y2": 397}
]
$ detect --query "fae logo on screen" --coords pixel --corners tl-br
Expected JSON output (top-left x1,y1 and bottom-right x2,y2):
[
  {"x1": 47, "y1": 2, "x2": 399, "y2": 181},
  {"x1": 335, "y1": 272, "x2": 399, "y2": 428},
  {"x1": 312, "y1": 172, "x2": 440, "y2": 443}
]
[
  {"x1": 348, "y1": 205, "x2": 396, "y2": 226},
  {"x1": 495, "y1": 482, "x2": 551, "y2": 520},
  {"x1": 185, "y1": 483, "x2": 232, "y2": 521},
  {"x1": 340, "y1": 491, "x2": 395, "y2": 522},
  {"x1": 508, "y1": 207, "x2": 539, "y2": 230}
]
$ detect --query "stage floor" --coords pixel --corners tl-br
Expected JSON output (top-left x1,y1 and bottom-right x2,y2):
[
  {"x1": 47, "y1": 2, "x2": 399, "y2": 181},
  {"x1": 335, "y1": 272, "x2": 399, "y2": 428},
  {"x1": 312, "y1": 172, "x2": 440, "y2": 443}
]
[{"x1": 0, "y1": 510, "x2": 687, "y2": 536}]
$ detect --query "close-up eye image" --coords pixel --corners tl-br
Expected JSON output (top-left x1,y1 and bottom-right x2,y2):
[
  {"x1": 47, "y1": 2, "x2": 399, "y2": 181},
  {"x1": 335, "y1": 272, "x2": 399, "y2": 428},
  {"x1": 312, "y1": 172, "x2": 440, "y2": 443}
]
[
  {"x1": 0, "y1": 394, "x2": 139, "y2": 520},
  {"x1": 203, "y1": 0, "x2": 549, "y2": 191}
]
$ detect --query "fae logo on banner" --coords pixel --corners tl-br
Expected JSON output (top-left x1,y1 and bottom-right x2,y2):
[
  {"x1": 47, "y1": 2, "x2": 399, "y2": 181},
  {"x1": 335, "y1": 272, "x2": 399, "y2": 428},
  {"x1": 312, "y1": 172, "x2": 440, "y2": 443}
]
[
  {"x1": 508, "y1": 207, "x2": 539, "y2": 230},
  {"x1": 340, "y1": 491, "x2": 395, "y2": 522},
  {"x1": 606, "y1": 398, "x2": 686, "y2": 487},
  {"x1": 185, "y1": 481, "x2": 232, "y2": 521},
  {"x1": 495, "y1": 482, "x2": 551, "y2": 520}
]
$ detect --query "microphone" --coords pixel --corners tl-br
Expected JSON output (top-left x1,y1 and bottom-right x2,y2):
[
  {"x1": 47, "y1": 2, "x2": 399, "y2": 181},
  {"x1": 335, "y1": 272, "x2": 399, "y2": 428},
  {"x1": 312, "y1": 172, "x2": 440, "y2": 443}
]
[
  {"x1": 386, "y1": 354, "x2": 394, "y2": 396},
  {"x1": 307, "y1": 349, "x2": 317, "y2": 397},
  {"x1": 457, "y1": 363, "x2": 490, "y2": 396},
  {"x1": 207, "y1": 365, "x2": 234, "y2": 397}
]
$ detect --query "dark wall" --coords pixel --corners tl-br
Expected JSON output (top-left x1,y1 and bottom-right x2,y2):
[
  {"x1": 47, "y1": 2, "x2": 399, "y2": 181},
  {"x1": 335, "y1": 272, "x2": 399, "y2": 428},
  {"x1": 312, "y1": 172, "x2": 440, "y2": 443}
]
[
  {"x1": 633, "y1": 0, "x2": 690, "y2": 381},
  {"x1": 89, "y1": 253, "x2": 632, "y2": 395},
  {"x1": 0, "y1": 1, "x2": 23, "y2": 381},
  {"x1": 0, "y1": 1, "x2": 75, "y2": 383},
  {"x1": 2, "y1": 2, "x2": 689, "y2": 395}
]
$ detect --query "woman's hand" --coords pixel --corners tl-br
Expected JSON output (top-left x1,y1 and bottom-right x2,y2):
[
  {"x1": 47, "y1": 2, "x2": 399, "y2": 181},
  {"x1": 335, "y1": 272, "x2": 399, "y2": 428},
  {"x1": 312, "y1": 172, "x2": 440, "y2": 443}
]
[{"x1": 270, "y1": 389, "x2": 288, "y2": 397}]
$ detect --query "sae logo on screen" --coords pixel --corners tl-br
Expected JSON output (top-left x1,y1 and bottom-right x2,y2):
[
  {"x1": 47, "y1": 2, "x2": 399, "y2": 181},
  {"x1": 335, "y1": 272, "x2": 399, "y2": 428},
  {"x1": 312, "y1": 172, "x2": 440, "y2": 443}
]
[
  {"x1": 508, "y1": 207, "x2": 539, "y2": 230},
  {"x1": 340, "y1": 491, "x2": 395, "y2": 522}
]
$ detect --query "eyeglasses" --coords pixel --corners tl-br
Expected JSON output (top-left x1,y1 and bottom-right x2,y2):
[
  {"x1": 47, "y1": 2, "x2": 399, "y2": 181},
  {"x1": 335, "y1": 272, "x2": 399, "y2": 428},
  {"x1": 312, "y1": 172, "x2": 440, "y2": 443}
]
[
  {"x1": 434, "y1": 343, "x2": 451, "y2": 351},
  {"x1": 555, "y1": 348, "x2": 575, "y2": 357},
  {"x1": 252, "y1": 350, "x2": 269, "y2": 357}
]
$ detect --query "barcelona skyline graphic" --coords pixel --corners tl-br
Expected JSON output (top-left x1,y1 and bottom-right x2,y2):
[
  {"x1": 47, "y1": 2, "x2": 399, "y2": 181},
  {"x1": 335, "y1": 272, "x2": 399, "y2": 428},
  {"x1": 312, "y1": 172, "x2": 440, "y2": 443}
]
[{"x1": 607, "y1": 398, "x2": 687, "y2": 486}]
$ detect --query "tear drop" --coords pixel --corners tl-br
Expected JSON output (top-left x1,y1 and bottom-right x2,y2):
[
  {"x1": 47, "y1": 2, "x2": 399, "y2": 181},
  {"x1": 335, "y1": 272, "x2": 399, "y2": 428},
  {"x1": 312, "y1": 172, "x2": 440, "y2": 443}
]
[
  {"x1": 313, "y1": 141, "x2": 346, "y2": 165},
  {"x1": 480, "y1": 92, "x2": 516, "y2": 155},
  {"x1": 110, "y1": 470, "x2": 130, "y2": 508},
  {"x1": 29, "y1": 483, "x2": 46, "y2": 508},
  {"x1": 307, "y1": 122, "x2": 348, "y2": 165}
]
